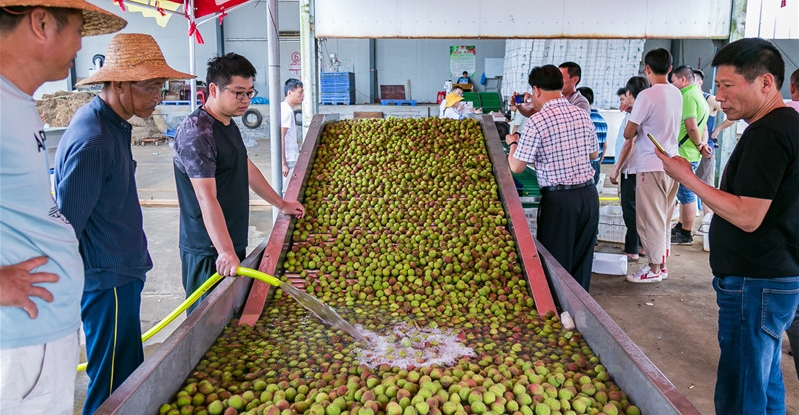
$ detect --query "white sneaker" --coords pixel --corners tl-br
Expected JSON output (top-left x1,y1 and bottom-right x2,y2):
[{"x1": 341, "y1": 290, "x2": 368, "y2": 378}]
[
  {"x1": 626, "y1": 265, "x2": 663, "y2": 283},
  {"x1": 661, "y1": 267, "x2": 668, "y2": 280}
]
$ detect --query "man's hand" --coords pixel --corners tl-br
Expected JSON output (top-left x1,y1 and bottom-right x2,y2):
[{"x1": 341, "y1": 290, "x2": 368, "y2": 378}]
[
  {"x1": 282, "y1": 162, "x2": 290, "y2": 177},
  {"x1": 609, "y1": 167, "x2": 620, "y2": 185},
  {"x1": 0, "y1": 256, "x2": 59, "y2": 319},
  {"x1": 280, "y1": 200, "x2": 305, "y2": 219},
  {"x1": 513, "y1": 93, "x2": 538, "y2": 118},
  {"x1": 216, "y1": 251, "x2": 241, "y2": 277},
  {"x1": 655, "y1": 150, "x2": 694, "y2": 183},
  {"x1": 699, "y1": 143, "x2": 713, "y2": 158}
]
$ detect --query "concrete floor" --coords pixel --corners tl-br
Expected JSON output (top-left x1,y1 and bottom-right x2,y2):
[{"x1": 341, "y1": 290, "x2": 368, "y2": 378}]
[{"x1": 73, "y1": 139, "x2": 799, "y2": 415}]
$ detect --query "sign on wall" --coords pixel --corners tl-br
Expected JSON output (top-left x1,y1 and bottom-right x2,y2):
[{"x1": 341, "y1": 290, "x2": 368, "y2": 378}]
[{"x1": 450, "y1": 46, "x2": 476, "y2": 78}]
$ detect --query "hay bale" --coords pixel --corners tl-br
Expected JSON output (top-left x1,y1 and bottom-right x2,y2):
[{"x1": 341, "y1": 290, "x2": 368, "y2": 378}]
[{"x1": 36, "y1": 91, "x2": 95, "y2": 128}]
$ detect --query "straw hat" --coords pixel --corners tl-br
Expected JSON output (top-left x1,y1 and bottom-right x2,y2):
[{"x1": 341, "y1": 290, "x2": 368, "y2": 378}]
[
  {"x1": 77, "y1": 33, "x2": 194, "y2": 85},
  {"x1": 0, "y1": 0, "x2": 127, "y2": 36},
  {"x1": 445, "y1": 92, "x2": 463, "y2": 108}
]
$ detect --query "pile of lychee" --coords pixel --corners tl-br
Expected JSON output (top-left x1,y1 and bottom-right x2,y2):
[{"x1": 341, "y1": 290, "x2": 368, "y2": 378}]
[{"x1": 158, "y1": 118, "x2": 641, "y2": 415}]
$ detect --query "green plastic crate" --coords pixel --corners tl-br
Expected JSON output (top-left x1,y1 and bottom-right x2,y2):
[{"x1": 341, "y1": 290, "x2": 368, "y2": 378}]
[
  {"x1": 461, "y1": 92, "x2": 480, "y2": 108},
  {"x1": 478, "y1": 92, "x2": 502, "y2": 112}
]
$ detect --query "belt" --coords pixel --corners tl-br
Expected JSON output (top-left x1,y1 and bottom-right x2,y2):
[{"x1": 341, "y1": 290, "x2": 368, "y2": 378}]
[{"x1": 541, "y1": 179, "x2": 594, "y2": 194}]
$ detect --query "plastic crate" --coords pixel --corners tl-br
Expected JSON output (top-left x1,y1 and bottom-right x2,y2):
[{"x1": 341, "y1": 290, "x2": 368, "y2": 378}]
[
  {"x1": 599, "y1": 205, "x2": 625, "y2": 226},
  {"x1": 479, "y1": 92, "x2": 503, "y2": 112},
  {"x1": 320, "y1": 92, "x2": 355, "y2": 105},
  {"x1": 524, "y1": 208, "x2": 537, "y2": 238},
  {"x1": 320, "y1": 72, "x2": 355, "y2": 104},
  {"x1": 462, "y1": 92, "x2": 480, "y2": 108},
  {"x1": 598, "y1": 223, "x2": 626, "y2": 243}
]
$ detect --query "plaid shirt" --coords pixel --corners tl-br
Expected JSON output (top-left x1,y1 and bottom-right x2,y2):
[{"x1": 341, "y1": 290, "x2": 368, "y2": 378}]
[{"x1": 514, "y1": 97, "x2": 598, "y2": 187}]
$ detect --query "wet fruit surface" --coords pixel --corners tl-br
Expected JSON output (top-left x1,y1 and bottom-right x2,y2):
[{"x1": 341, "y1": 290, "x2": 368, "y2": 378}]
[{"x1": 159, "y1": 118, "x2": 640, "y2": 415}]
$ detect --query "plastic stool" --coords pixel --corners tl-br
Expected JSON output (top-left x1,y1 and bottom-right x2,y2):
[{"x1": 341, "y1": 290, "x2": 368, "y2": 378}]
[
  {"x1": 196, "y1": 90, "x2": 206, "y2": 105},
  {"x1": 436, "y1": 91, "x2": 445, "y2": 104}
]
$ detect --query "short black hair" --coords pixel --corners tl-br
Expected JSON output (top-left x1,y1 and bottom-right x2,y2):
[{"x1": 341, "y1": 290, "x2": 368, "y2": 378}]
[
  {"x1": 670, "y1": 65, "x2": 695, "y2": 83},
  {"x1": 206, "y1": 53, "x2": 257, "y2": 88},
  {"x1": 644, "y1": 48, "x2": 672, "y2": 75},
  {"x1": 284, "y1": 78, "x2": 303, "y2": 96},
  {"x1": 625, "y1": 76, "x2": 650, "y2": 99},
  {"x1": 693, "y1": 69, "x2": 705, "y2": 81},
  {"x1": 558, "y1": 61, "x2": 582, "y2": 85},
  {"x1": 528, "y1": 65, "x2": 564, "y2": 92},
  {"x1": 576, "y1": 86, "x2": 594, "y2": 105},
  {"x1": 462, "y1": 71, "x2": 468, "y2": 76},
  {"x1": 451, "y1": 86, "x2": 463, "y2": 92},
  {"x1": 791, "y1": 69, "x2": 799, "y2": 89},
  {"x1": 616, "y1": 87, "x2": 628, "y2": 96},
  {"x1": 0, "y1": 6, "x2": 79, "y2": 35},
  {"x1": 711, "y1": 38, "x2": 784, "y2": 89}
]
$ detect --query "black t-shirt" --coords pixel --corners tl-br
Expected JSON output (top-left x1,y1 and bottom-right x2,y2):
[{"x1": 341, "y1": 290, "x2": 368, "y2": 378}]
[
  {"x1": 709, "y1": 107, "x2": 799, "y2": 278},
  {"x1": 173, "y1": 107, "x2": 249, "y2": 256}
]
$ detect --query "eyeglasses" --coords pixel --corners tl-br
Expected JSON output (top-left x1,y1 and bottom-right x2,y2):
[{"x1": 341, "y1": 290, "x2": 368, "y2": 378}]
[{"x1": 223, "y1": 86, "x2": 258, "y2": 100}]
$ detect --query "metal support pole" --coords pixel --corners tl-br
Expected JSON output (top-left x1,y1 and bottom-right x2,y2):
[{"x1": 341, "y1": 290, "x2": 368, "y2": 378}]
[
  {"x1": 300, "y1": 0, "x2": 317, "y2": 138},
  {"x1": 267, "y1": 0, "x2": 283, "y2": 218},
  {"x1": 716, "y1": 0, "x2": 748, "y2": 178}
]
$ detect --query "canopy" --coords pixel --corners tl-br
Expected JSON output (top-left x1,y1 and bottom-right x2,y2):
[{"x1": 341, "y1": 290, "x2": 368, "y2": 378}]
[{"x1": 115, "y1": 0, "x2": 253, "y2": 35}]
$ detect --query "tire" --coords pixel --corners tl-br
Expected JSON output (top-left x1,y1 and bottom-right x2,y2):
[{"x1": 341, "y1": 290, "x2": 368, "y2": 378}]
[
  {"x1": 242, "y1": 108, "x2": 262, "y2": 129},
  {"x1": 495, "y1": 121, "x2": 510, "y2": 140}
]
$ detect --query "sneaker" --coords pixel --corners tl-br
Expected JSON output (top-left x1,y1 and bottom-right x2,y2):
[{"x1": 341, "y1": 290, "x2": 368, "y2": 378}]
[
  {"x1": 661, "y1": 267, "x2": 668, "y2": 280},
  {"x1": 671, "y1": 222, "x2": 682, "y2": 237},
  {"x1": 671, "y1": 230, "x2": 693, "y2": 245},
  {"x1": 626, "y1": 265, "x2": 663, "y2": 283}
]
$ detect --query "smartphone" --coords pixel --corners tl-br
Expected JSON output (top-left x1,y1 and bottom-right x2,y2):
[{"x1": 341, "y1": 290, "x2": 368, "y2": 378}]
[
  {"x1": 515, "y1": 95, "x2": 524, "y2": 104},
  {"x1": 647, "y1": 133, "x2": 671, "y2": 157}
]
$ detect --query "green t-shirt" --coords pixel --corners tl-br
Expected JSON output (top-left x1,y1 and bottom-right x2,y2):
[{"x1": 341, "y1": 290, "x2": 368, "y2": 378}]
[{"x1": 677, "y1": 83, "x2": 710, "y2": 162}]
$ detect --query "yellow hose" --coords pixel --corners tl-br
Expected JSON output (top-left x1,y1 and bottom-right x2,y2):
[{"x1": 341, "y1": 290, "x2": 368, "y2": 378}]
[{"x1": 76, "y1": 267, "x2": 280, "y2": 372}]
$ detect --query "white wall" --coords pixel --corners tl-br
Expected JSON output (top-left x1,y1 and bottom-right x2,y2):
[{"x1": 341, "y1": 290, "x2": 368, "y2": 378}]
[
  {"x1": 315, "y1": 0, "x2": 732, "y2": 39},
  {"x1": 375, "y1": 39, "x2": 505, "y2": 102}
]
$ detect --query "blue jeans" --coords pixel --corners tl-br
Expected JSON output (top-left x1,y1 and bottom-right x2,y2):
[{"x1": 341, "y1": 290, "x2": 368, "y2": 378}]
[
  {"x1": 590, "y1": 160, "x2": 601, "y2": 185},
  {"x1": 676, "y1": 161, "x2": 700, "y2": 204},
  {"x1": 713, "y1": 275, "x2": 799, "y2": 415}
]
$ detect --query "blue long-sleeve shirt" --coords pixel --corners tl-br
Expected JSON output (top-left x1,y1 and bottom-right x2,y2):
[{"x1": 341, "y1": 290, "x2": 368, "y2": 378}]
[{"x1": 54, "y1": 97, "x2": 152, "y2": 292}]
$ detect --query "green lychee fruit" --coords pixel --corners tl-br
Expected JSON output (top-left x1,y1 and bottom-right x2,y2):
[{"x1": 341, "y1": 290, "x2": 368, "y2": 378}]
[
  {"x1": 386, "y1": 402, "x2": 403, "y2": 415},
  {"x1": 207, "y1": 400, "x2": 224, "y2": 415},
  {"x1": 602, "y1": 403, "x2": 619, "y2": 415},
  {"x1": 625, "y1": 406, "x2": 641, "y2": 415},
  {"x1": 228, "y1": 395, "x2": 244, "y2": 410}
]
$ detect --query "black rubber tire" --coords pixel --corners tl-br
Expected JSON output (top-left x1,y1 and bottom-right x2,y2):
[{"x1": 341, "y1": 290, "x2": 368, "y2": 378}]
[
  {"x1": 242, "y1": 108, "x2": 262, "y2": 129},
  {"x1": 495, "y1": 121, "x2": 510, "y2": 140}
]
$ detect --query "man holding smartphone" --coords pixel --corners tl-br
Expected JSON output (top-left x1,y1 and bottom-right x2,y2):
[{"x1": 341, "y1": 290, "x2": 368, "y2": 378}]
[
  {"x1": 657, "y1": 38, "x2": 799, "y2": 415},
  {"x1": 506, "y1": 65, "x2": 599, "y2": 292},
  {"x1": 622, "y1": 48, "x2": 682, "y2": 284}
]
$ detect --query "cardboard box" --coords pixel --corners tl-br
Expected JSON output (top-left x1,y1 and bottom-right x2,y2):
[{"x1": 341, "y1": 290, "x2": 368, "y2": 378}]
[{"x1": 592, "y1": 253, "x2": 627, "y2": 275}]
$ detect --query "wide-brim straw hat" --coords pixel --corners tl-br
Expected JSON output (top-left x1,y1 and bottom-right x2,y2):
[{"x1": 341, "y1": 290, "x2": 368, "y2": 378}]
[
  {"x1": 0, "y1": 0, "x2": 127, "y2": 36},
  {"x1": 445, "y1": 92, "x2": 463, "y2": 108},
  {"x1": 77, "y1": 33, "x2": 194, "y2": 85}
]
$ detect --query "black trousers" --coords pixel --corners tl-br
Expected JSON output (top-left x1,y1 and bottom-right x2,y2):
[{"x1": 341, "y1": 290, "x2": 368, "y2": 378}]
[
  {"x1": 619, "y1": 173, "x2": 640, "y2": 255},
  {"x1": 537, "y1": 185, "x2": 599, "y2": 292},
  {"x1": 181, "y1": 249, "x2": 246, "y2": 314}
]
